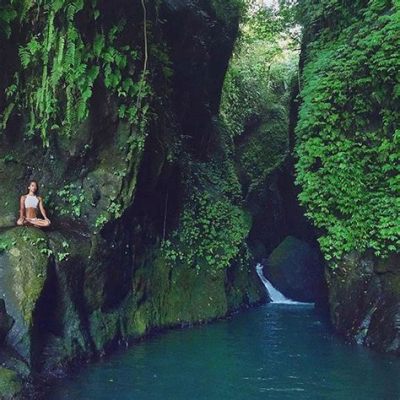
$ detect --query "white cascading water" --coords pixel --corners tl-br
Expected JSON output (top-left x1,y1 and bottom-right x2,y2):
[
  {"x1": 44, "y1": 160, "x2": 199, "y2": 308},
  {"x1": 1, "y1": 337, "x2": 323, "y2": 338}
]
[{"x1": 255, "y1": 263, "x2": 304, "y2": 305}]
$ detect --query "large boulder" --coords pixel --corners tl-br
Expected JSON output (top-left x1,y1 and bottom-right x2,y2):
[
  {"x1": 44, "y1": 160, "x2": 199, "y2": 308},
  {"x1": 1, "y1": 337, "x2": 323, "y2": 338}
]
[{"x1": 263, "y1": 235, "x2": 328, "y2": 303}]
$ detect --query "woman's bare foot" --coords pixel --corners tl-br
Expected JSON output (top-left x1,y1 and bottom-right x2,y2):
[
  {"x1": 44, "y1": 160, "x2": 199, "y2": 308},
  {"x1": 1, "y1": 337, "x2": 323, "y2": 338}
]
[{"x1": 16, "y1": 217, "x2": 27, "y2": 226}]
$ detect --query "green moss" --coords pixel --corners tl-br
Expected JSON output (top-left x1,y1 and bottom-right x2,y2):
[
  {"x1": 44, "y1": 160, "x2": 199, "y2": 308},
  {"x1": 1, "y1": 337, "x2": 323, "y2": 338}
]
[
  {"x1": 163, "y1": 258, "x2": 227, "y2": 322},
  {"x1": 0, "y1": 235, "x2": 15, "y2": 253},
  {"x1": 44, "y1": 121, "x2": 141, "y2": 229},
  {"x1": 89, "y1": 309, "x2": 121, "y2": 351},
  {"x1": 267, "y1": 236, "x2": 298, "y2": 266},
  {"x1": 225, "y1": 243, "x2": 266, "y2": 309},
  {"x1": 0, "y1": 227, "x2": 49, "y2": 324},
  {"x1": 0, "y1": 367, "x2": 22, "y2": 399},
  {"x1": 126, "y1": 308, "x2": 149, "y2": 338},
  {"x1": 239, "y1": 120, "x2": 289, "y2": 191},
  {"x1": 125, "y1": 251, "x2": 232, "y2": 332}
]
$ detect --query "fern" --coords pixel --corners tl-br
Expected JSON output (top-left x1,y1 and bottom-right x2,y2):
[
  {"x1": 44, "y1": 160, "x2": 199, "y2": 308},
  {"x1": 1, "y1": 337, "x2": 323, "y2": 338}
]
[
  {"x1": 92, "y1": 34, "x2": 105, "y2": 57},
  {"x1": 1, "y1": 2, "x2": 152, "y2": 148},
  {"x1": 18, "y1": 46, "x2": 31, "y2": 68}
]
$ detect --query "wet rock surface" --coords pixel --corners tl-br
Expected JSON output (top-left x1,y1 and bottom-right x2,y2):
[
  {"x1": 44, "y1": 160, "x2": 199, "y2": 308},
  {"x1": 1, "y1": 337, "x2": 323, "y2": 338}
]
[
  {"x1": 0, "y1": 301, "x2": 14, "y2": 346},
  {"x1": 263, "y1": 236, "x2": 328, "y2": 303},
  {"x1": 326, "y1": 251, "x2": 400, "y2": 355}
]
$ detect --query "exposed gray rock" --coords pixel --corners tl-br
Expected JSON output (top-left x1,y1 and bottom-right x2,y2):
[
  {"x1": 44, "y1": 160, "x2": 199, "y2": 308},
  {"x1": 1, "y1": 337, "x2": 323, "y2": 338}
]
[
  {"x1": 326, "y1": 251, "x2": 400, "y2": 355},
  {"x1": 263, "y1": 235, "x2": 328, "y2": 303},
  {"x1": 0, "y1": 300, "x2": 14, "y2": 345}
]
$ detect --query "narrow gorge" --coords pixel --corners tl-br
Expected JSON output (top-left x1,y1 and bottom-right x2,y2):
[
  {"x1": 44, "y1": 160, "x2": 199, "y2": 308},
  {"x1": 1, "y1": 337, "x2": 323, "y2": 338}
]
[{"x1": 0, "y1": 0, "x2": 398, "y2": 398}]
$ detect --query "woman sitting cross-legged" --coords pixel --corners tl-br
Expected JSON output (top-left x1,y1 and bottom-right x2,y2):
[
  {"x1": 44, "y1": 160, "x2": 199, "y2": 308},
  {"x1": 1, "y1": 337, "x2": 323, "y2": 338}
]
[{"x1": 16, "y1": 179, "x2": 51, "y2": 228}]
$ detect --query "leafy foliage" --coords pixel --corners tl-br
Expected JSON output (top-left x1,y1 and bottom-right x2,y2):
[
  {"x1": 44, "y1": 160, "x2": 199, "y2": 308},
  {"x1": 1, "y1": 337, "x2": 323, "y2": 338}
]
[
  {"x1": 0, "y1": 4, "x2": 17, "y2": 38},
  {"x1": 94, "y1": 200, "x2": 123, "y2": 231},
  {"x1": 0, "y1": 1, "x2": 34, "y2": 38},
  {"x1": 294, "y1": 0, "x2": 400, "y2": 266},
  {"x1": 220, "y1": 1, "x2": 298, "y2": 192},
  {"x1": 0, "y1": 235, "x2": 16, "y2": 253},
  {"x1": 49, "y1": 183, "x2": 86, "y2": 218},
  {"x1": 162, "y1": 155, "x2": 250, "y2": 274},
  {"x1": 0, "y1": 0, "x2": 152, "y2": 148},
  {"x1": 162, "y1": 191, "x2": 250, "y2": 273},
  {"x1": 220, "y1": 0, "x2": 298, "y2": 139}
]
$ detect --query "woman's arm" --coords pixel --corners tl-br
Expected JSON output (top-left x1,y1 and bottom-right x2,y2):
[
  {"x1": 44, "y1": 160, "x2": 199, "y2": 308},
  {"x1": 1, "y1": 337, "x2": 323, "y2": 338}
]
[
  {"x1": 38, "y1": 197, "x2": 49, "y2": 220},
  {"x1": 19, "y1": 196, "x2": 25, "y2": 219}
]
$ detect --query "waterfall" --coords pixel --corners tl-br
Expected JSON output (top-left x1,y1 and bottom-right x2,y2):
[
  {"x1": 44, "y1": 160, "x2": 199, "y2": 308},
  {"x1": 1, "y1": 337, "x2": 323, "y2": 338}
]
[{"x1": 255, "y1": 263, "x2": 307, "y2": 305}]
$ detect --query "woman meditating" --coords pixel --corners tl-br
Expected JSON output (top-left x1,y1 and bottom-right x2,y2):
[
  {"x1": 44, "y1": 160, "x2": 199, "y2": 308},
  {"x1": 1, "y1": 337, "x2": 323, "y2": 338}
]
[{"x1": 16, "y1": 180, "x2": 51, "y2": 228}]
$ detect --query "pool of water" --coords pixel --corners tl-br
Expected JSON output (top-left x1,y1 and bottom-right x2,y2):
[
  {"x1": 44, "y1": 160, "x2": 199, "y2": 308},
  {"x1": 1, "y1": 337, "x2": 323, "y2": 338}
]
[{"x1": 45, "y1": 303, "x2": 400, "y2": 400}]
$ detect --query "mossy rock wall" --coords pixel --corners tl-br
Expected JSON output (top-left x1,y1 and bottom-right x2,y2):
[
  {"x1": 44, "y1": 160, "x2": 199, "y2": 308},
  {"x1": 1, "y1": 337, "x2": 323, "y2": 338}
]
[
  {"x1": 295, "y1": 0, "x2": 400, "y2": 353},
  {"x1": 0, "y1": 0, "x2": 267, "y2": 390},
  {"x1": 0, "y1": 228, "x2": 50, "y2": 362},
  {"x1": 0, "y1": 225, "x2": 266, "y2": 377},
  {"x1": 325, "y1": 252, "x2": 400, "y2": 354}
]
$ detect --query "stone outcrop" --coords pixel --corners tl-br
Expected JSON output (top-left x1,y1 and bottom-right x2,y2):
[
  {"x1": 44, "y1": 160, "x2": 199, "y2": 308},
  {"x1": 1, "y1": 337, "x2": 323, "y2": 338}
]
[
  {"x1": 294, "y1": 1, "x2": 400, "y2": 354},
  {"x1": 0, "y1": 228, "x2": 50, "y2": 362},
  {"x1": 0, "y1": 301, "x2": 14, "y2": 346},
  {"x1": 325, "y1": 252, "x2": 400, "y2": 354},
  {"x1": 263, "y1": 235, "x2": 328, "y2": 303},
  {"x1": 0, "y1": 1, "x2": 267, "y2": 394}
]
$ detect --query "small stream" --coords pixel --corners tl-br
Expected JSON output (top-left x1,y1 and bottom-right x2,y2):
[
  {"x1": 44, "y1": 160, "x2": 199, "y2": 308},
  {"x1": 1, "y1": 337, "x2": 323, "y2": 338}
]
[{"x1": 45, "y1": 268, "x2": 400, "y2": 400}]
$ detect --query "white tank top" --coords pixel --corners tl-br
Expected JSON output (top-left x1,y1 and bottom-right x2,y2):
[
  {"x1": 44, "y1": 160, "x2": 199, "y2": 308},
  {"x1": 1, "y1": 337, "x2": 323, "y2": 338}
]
[{"x1": 25, "y1": 194, "x2": 39, "y2": 209}]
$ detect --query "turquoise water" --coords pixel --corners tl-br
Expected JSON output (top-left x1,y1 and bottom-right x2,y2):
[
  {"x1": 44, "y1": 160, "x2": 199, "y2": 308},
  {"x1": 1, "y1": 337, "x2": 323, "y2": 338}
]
[{"x1": 46, "y1": 304, "x2": 400, "y2": 400}]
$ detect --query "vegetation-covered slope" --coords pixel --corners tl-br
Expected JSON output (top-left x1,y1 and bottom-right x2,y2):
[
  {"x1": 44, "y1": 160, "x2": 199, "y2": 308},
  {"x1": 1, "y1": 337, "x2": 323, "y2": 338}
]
[
  {"x1": 295, "y1": 0, "x2": 400, "y2": 265},
  {"x1": 295, "y1": 0, "x2": 400, "y2": 353}
]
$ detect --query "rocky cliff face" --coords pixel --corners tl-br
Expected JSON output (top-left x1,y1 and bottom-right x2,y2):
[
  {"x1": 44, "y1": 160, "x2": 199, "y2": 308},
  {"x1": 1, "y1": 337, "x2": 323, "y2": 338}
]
[
  {"x1": 326, "y1": 252, "x2": 400, "y2": 354},
  {"x1": 0, "y1": 0, "x2": 267, "y2": 395},
  {"x1": 295, "y1": 0, "x2": 400, "y2": 353}
]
